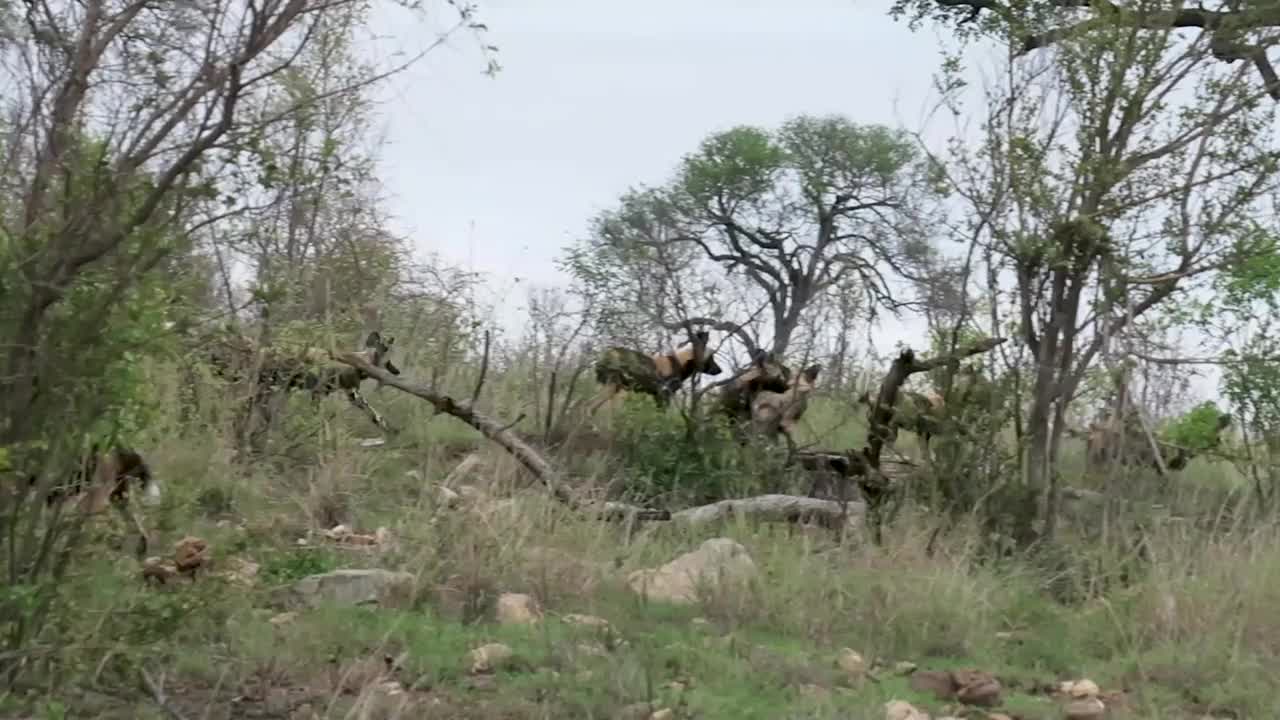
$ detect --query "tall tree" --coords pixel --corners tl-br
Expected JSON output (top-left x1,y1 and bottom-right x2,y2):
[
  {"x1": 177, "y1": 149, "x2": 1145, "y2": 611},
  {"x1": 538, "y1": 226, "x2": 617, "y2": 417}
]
[
  {"x1": 0, "y1": 0, "x2": 494, "y2": 680},
  {"x1": 565, "y1": 114, "x2": 942, "y2": 357},
  {"x1": 891, "y1": 0, "x2": 1280, "y2": 99},
  {"x1": 910, "y1": 3, "x2": 1280, "y2": 540}
]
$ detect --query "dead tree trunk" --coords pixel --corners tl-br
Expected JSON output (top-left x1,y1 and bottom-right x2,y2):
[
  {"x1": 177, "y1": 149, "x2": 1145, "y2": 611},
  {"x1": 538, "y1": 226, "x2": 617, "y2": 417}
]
[{"x1": 857, "y1": 337, "x2": 1008, "y2": 543}]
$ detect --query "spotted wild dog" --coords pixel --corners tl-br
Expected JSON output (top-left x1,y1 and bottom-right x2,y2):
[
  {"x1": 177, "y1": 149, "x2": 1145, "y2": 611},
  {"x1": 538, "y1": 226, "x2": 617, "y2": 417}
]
[
  {"x1": 206, "y1": 330, "x2": 402, "y2": 434},
  {"x1": 716, "y1": 348, "x2": 792, "y2": 431},
  {"x1": 751, "y1": 363, "x2": 822, "y2": 452},
  {"x1": 587, "y1": 330, "x2": 724, "y2": 415},
  {"x1": 25, "y1": 444, "x2": 161, "y2": 558}
]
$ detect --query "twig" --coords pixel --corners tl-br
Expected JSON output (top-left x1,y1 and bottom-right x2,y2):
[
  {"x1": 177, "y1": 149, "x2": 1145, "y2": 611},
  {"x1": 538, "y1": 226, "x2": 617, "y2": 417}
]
[
  {"x1": 335, "y1": 352, "x2": 577, "y2": 507},
  {"x1": 471, "y1": 329, "x2": 491, "y2": 407},
  {"x1": 140, "y1": 667, "x2": 188, "y2": 720},
  {"x1": 496, "y1": 413, "x2": 526, "y2": 433},
  {"x1": 544, "y1": 368, "x2": 559, "y2": 442}
]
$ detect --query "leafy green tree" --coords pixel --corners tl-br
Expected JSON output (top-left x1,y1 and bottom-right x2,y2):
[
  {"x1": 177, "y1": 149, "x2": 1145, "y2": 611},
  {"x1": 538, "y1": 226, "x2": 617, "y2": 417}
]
[
  {"x1": 0, "y1": 0, "x2": 496, "y2": 687},
  {"x1": 891, "y1": 0, "x2": 1280, "y2": 100},
  {"x1": 565, "y1": 114, "x2": 943, "y2": 356},
  {"x1": 898, "y1": 0, "x2": 1280, "y2": 542}
]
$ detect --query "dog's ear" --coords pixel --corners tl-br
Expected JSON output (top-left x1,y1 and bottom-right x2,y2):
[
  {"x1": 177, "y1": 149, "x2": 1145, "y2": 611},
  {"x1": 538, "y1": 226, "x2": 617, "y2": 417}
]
[
  {"x1": 365, "y1": 331, "x2": 382, "y2": 348},
  {"x1": 750, "y1": 348, "x2": 768, "y2": 367},
  {"x1": 693, "y1": 330, "x2": 710, "y2": 344},
  {"x1": 802, "y1": 364, "x2": 822, "y2": 382}
]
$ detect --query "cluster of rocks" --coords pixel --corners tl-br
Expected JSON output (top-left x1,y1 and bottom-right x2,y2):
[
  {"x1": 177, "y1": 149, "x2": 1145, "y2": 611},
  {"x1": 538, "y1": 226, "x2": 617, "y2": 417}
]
[
  {"x1": 883, "y1": 675, "x2": 1109, "y2": 719},
  {"x1": 147, "y1": 501, "x2": 1121, "y2": 720}
]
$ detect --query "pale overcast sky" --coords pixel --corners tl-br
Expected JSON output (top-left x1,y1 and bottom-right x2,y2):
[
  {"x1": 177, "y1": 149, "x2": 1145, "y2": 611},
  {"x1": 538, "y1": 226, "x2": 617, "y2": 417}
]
[{"x1": 366, "y1": 0, "x2": 962, "y2": 348}]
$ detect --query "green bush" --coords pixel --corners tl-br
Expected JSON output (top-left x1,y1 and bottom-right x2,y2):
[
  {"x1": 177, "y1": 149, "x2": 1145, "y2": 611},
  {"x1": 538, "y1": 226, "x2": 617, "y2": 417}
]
[
  {"x1": 1163, "y1": 400, "x2": 1231, "y2": 451},
  {"x1": 609, "y1": 394, "x2": 787, "y2": 506}
]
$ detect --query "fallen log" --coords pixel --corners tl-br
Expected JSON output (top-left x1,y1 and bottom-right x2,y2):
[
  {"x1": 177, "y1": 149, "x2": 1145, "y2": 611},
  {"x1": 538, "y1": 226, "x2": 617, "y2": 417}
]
[
  {"x1": 336, "y1": 353, "x2": 861, "y2": 532},
  {"x1": 335, "y1": 351, "x2": 578, "y2": 507},
  {"x1": 670, "y1": 494, "x2": 865, "y2": 528}
]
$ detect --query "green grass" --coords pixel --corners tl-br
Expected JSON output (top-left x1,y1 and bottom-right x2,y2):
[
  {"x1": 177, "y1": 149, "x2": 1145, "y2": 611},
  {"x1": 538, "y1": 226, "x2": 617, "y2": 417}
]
[{"x1": 5, "y1": 374, "x2": 1280, "y2": 719}]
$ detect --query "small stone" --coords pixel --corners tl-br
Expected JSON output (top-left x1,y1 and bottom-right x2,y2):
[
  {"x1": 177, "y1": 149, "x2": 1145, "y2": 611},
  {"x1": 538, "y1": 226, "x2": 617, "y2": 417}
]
[
  {"x1": 576, "y1": 642, "x2": 609, "y2": 658},
  {"x1": 287, "y1": 569, "x2": 415, "y2": 609},
  {"x1": 223, "y1": 557, "x2": 259, "y2": 586},
  {"x1": 468, "y1": 642, "x2": 514, "y2": 674},
  {"x1": 563, "y1": 613, "x2": 611, "y2": 630},
  {"x1": 649, "y1": 710, "x2": 674, "y2": 720},
  {"x1": 799, "y1": 683, "x2": 831, "y2": 700},
  {"x1": 1064, "y1": 696, "x2": 1106, "y2": 720},
  {"x1": 626, "y1": 538, "x2": 758, "y2": 605},
  {"x1": 835, "y1": 648, "x2": 867, "y2": 677},
  {"x1": 885, "y1": 699, "x2": 930, "y2": 720},
  {"x1": 174, "y1": 536, "x2": 210, "y2": 577},
  {"x1": 1069, "y1": 679, "x2": 1101, "y2": 699},
  {"x1": 141, "y1": 556, "x2": 177, "y2": 584},
  {"x1": 894, "y1": 660, "x2": 918, "y2": 675},
  {"x1": 435, "y1": 485, "x2": 461, "y2": 508},
  {"x1": 495, "y1": 593, "x2": 542, "y2": 625},
  {"x1": 953, "y1": 669, "x2": 1002, "y2": 707},
  {"x1": 908, "y1": 669, "x2": 956, "y2": 700},
  {"x1": 269, "y1": 611, "x2": 297, "y2": 627}
]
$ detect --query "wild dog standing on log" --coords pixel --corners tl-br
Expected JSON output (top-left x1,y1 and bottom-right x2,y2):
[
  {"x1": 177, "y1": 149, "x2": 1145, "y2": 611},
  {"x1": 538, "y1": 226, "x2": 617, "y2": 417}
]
[
  {"x1": 207, "y1": 330, "x2": 402, "y2": 434},
  {"x1": 587, "y1": 330, "x2": 724, "y2": 415},
  {"x1": 715, "y1": 349, "x2": 792, "y2": 428},
  {"x1": 751, "y1": 364, "x2": 822, "y2": 452},
  {"x1": 25, "y1": 445, "x2": 161, "y2": 558}
]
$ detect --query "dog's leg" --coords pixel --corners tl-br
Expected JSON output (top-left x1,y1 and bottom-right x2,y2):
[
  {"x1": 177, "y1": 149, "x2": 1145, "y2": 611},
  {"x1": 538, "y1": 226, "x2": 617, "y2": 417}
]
[
  {"x1": 780, "y1": 421, "x2": 799, "y2": 467},
  {"x1": 585, "y1": 386, "x2": 620, "y2": 431},
  {"x1": 348, "y1": 388, "x2": 395, "y2": 434},
  {"x1": 111, "y1": 495, "x2": 149, "y2": 559},
  {"x1": 585, "y1": 385, "x2": 617, "y2": 417}
]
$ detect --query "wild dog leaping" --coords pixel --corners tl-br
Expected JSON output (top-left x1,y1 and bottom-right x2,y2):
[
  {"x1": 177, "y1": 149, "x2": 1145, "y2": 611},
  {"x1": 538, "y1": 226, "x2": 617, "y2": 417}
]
[{"x1": 587, "y1": 330, "x2": 724, "y2": 415}]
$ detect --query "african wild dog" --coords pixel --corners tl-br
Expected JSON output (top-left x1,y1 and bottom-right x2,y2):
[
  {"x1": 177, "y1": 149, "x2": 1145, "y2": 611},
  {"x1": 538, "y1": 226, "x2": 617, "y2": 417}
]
[
  {"x1": 587, "y1": 330, "x2": 724, "y2": 415},
  {"x1": 1085, "y1": 410, "x2": 1231, "y2": 474},
  {"x1": 25, "y1": 445, "x2": 161, "y2": 558},
  {"x1": 715, "y1": 349, "x2": 792, "y2": 428},
  {"x1": 207, "y1": 330, "x2": 402, "y2": 434},
  {"x1": 751, "y1": 363, "x2": 822, "y2": 452}
]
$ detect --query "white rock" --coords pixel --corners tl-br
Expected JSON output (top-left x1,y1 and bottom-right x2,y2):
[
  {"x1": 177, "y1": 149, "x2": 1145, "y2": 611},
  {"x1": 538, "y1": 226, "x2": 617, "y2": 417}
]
[{"x1": 626, "y1": 538, "x2": 758, "y2": 605}]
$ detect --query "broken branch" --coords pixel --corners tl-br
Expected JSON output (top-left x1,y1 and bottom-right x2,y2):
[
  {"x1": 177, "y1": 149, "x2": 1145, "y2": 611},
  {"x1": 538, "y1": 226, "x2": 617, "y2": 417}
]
[{"x1": 336, "y1": 351, "x2": 576, "y2": 507}]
